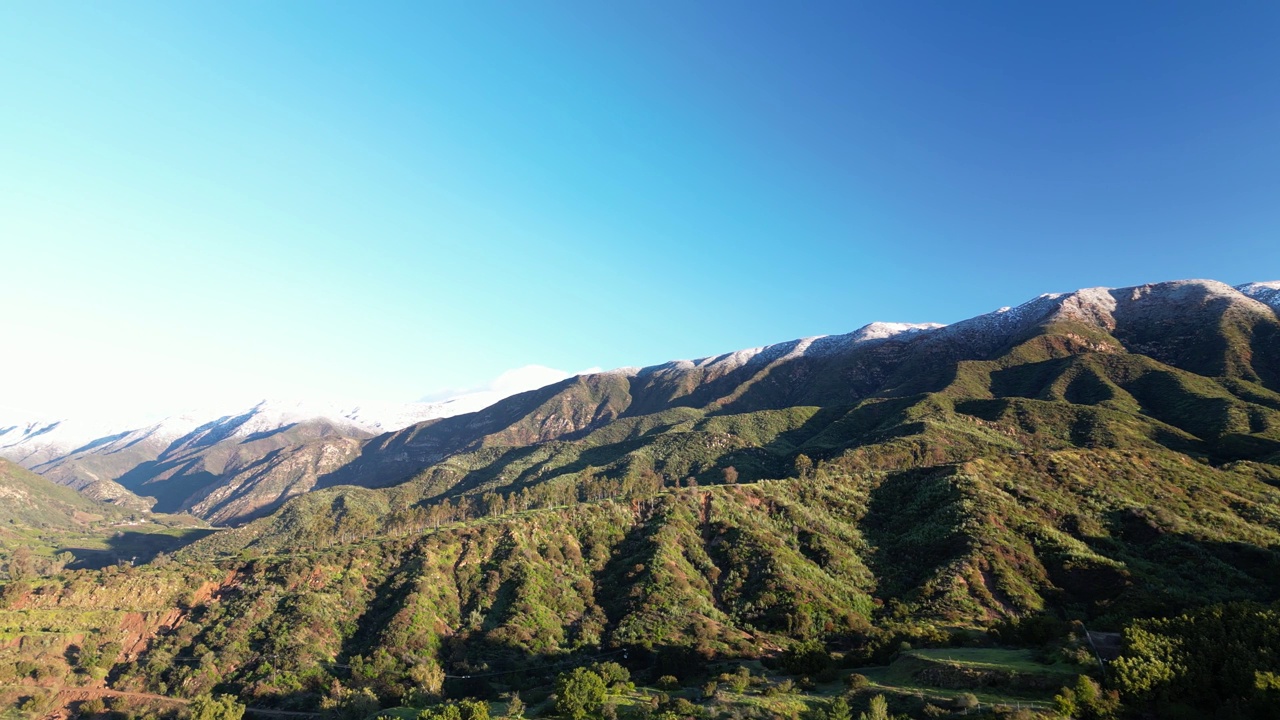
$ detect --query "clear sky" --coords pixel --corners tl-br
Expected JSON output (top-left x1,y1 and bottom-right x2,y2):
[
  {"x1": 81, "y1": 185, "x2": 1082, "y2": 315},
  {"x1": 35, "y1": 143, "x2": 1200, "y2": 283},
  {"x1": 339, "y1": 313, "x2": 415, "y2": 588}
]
[{"x1": 3, "y1": 2, "x2": 1279, "y2": 418}]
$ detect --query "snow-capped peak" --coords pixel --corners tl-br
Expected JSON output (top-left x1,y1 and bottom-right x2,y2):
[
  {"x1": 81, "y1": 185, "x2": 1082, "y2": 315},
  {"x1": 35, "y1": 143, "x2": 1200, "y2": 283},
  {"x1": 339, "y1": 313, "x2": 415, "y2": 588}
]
[
  {"x1": 1236, "y1": 281, "x2": 1280, "y2": 309},
  {"x1": 634, "y1": 321, "x2": 946, "y2": 379},
  {"x1": 0, "y1": 396, "x2": 510, "y2": 469},
  {"x1": 850, "y1": 321, "x2": 946, "y2": 342},
  {"x1": 0, "y1": 414, "x2": 156, "y2": 459}
]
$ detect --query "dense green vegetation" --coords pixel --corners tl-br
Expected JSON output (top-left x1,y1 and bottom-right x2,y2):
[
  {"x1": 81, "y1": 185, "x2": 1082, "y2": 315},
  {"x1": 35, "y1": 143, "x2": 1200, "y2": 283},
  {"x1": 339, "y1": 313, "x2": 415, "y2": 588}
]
[
  {"x1": 0, "y1": 459, "x2": 209, "y2": 571},
  {"x1": 3, "y1": 288, "x2": 1280, "y2": 718}
]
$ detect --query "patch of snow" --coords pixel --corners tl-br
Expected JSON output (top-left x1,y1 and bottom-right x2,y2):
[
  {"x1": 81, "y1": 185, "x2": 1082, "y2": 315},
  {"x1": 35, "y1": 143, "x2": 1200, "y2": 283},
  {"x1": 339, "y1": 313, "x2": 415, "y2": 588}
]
[
  {"x1": 934, "y1": 293, "x2": 1067, "y2": 343},
  {"x1": 852, "y1": 322, "x2": 947, "y2": 342},
  {"x1": 0, "y1": 392, "x2": 526, "y2": 474},
  {"x1": 1237, "y1": 281, "x2": 1280, "y2": 310},
  {"x1": 635, "y1": 321, "x2": 945, "y2": 379},
  {"x1": 0, "y1": 414, "x2": 155, "y2": 459},
  {"x1": 1122, "y1": 279, "x2": 1243, "y2": 304}
]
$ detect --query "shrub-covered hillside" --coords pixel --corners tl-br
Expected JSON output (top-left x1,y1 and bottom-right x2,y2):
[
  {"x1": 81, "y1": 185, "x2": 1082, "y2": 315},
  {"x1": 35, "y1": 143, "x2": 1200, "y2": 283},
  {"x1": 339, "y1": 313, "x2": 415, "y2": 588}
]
[{"x1": 3, "y1": 279, "x2": 1280, "y2": 718}]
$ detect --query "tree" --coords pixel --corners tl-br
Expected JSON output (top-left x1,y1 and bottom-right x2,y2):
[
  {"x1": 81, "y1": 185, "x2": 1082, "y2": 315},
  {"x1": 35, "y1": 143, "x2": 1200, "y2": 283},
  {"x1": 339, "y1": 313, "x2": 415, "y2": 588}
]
[
  {"x1": 781, "y1": 639, "x2": 832, "y2": 675},
  {"x1": 858, "y1": 695, "x2": 889, "y2": 720},
  {"x1": 416, "y1": 705, "x2": 462, "y2": 720},
  {"x1": 556, "y1": 668, "x2": 606, "y2": 720},
  {"x1": 457, "y1": 699, "x2": 489, "y2": 720},
  {"x1": 827, "y1": 697, "x2": 852, "y2": 720},
  {"x1": 321, "y1": 684, "x2": 380, "y2": 720},
  {"x1": 953, "y1": 693, "x2": 978, "y2": 712},
  {"x1": 187, "y1": 693, "x2": 246, "y2": 720},
  {"x1": 50, "y1": 551, "x2": 75, "y2": 574},
  {"x1": 7, "y1": 546, "x2": 35, "y2": 580},
  {"x1": 845, "y1": 673, "x2": 870, "y2": 691},
  {"x1": 409, "y1": 659, "x2": 446, "y2": 699},
  {"x1": 591, "y1": 661, "x2": 630, "y2": 689},
  {"x1": 1052, "y1": 686, "x2": 1077, "y2": 720},
  {"x1": 722, "y1": 466, "x2": 739, "y2": 484},
  {"x1": 504, "y1": 692, "x2": 525, "y2": 719},
  {"x1": 794, "y1": 454, "x2": 814, "y2": 480},
  {"x1": 1052, "y1": 676, "x2": 1118, "y2": 720}
]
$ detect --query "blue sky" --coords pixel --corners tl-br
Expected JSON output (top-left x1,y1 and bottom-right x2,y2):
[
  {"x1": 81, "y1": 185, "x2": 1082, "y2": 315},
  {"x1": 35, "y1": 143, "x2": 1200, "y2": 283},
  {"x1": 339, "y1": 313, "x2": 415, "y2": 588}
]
[{"x1": 3, "y1": 2, "x2": 1279, "y2": 417}]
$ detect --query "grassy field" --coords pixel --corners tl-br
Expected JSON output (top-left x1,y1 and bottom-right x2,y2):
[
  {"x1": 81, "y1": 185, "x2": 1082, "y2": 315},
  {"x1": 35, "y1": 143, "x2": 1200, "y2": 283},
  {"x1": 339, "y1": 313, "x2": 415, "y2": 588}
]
[
  {"x1": 58, "y1": 523, "x2": 215, "y2": 568},
  {"x1": 904, "y1": 648, "x2": 1079, "y2": 676},
  {"x1": 856, "y1": 648, "x2": 1078, "y2": 710},
  {"x1": 857, "y1": 671, "x2": 1056, "y2": 710}
]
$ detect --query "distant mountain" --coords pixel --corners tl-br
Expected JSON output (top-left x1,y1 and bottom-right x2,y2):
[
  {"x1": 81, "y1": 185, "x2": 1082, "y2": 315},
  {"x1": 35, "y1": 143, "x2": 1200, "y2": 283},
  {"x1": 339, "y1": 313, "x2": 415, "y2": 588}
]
[
  {"x1": 1237, "y1": 280, "x2": 1280, "y2": 308},
  {"x1": 0, "y1": 456, "x2": 213, "y2": 579},
  {"x1": 8, "y1": 279, "x2": 1279, "y2": 530},
  {"x1": 0, "y1": 457, "x2": 119, "y2": 532},
  {"x1": 0, "y1": 395, "x2": 516, "y2": 524}
]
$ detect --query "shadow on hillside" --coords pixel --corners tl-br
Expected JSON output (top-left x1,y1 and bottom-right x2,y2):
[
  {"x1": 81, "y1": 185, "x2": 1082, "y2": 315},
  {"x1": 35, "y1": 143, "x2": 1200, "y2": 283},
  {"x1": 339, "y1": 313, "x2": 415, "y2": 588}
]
[
  {"x1": 853, "y1": 465, "x2": 1280, "y2": 628},
  {"x1": 337, "y1": 552, "x2": 424, "y2": 662},
  {"x1": 312, "y1": 381, "x2": 580, "y2": 494},
  {"x1": 353, "y1": 636, "x2": 713, "y2": 701},
  {"x1": 440, "y1": 641, "x2": 712, "y2": 699},
  {"x1": 860, "y1": 465, "x2": 969, "y2": 602},
  {"x1": 1063, "y1": 510, "x2": 1280, "y2": 624},
  {"x1": 431, "y1": 403, "x2": 871, "y2": 506},
  {"x1": 63, "y1": 527, "x2": 216, "y2": 569},
  {"x1": 115, "y1": 461, "x2": 220, "y2": 513}
]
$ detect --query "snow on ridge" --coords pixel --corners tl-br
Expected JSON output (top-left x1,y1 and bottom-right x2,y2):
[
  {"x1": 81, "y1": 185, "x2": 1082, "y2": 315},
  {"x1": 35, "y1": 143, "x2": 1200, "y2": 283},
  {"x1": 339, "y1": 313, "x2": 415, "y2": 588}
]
[
  {"x1": 1108, "y1": 279, "x2": 1280, "y2": 318},
  {"x1": 336, "y1": 393, "x2": 506, "y2": 433},
  {"x1": 937, "y1": 292, "x2": 1068, "y2": 340},
  {"x1": 1120, "y1": 278, "x2": 1243, "y2": 304},
  {"x1": 934, "y1": 279, "x2": 1270, "y2": 342},
  {"x1": 214, "y1": 397, "x2": 496, "y2": 438},
  {"x1": 1236, "y1": 281, "x2": 1280, "y2": 309},
  {"x1": 0, "y1": 395, "x2": 502, "y2": 468},
  {"x1": 694, "y1": 346, "x2": 769, "y2": 370},
  {"x1": 631, "y1": 321, "x2": 945, "y2": 379},
  {"x1": 800, "y1": 322, "x2": 942, "y2": 358},
  {"x1": 852, "y1": 322, "x2": 947, "y2": 342},
  {"x1": 0, "y1": 414, "x2": 157, "y2": 457}
]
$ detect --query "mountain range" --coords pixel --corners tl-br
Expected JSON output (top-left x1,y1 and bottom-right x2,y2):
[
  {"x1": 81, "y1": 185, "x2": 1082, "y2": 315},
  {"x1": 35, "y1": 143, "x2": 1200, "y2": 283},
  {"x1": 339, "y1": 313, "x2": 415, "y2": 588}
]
[
  {"x1": 5, "y1": 279, "x2": 1280, "y2": 527},
  {"x1": 0, "y1": 391, "x2": 549, "y2": 523},
  {"x1": 4, "y1": 277, "x2": 1280, "y2": 719}
]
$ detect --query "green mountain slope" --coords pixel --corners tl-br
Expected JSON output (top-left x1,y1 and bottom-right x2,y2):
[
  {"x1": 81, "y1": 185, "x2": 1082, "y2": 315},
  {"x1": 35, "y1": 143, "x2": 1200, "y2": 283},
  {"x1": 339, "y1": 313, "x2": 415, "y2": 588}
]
[
  {"x1": 0, "y1": 457, "x2": 114, "y2": 530},
  {"x1": 314, "y1": 280, "x2": 1280, "y2": 493},
  {"x1": 0, "y1": 459, "x2": 210, "y2": 571},
  {"x1": 3, "y1": 278, "x2": 1280, "y2": 717}
]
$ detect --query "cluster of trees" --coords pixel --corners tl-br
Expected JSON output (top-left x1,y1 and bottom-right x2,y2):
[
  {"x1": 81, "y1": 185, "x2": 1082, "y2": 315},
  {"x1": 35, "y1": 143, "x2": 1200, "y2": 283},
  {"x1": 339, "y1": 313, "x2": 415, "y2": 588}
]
[
  {"x1": 70, "y1": 639, "x2": 124, "y2": 679},
  {"x1": 553, "y1": 662, "x2": 632, "y2": 720},
  {"x1": 1052, "y1": 676, "x2": 1119, "y2": 719},
  {"x1": 376, "y1": 470, "x2": 670, "y2": 540},
  {"x1": 1108, "y1": 601, "x2": 1280, "y2": 718},
  {"x1": 373, "y1": 462, "x2": 765, "y2": 543},
  {"x1": 1042, "y1": 601, "x2": 1280, "y2": 718},
  {"x1": 399, "y1": 698, "x2": 490, "y2": 720},
  {"x1": 187, "y1": 694, "x2": 246, "y2": 720},
  {"x1": 2, "y1": 546, "x2": 75, "y2": 580}
]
